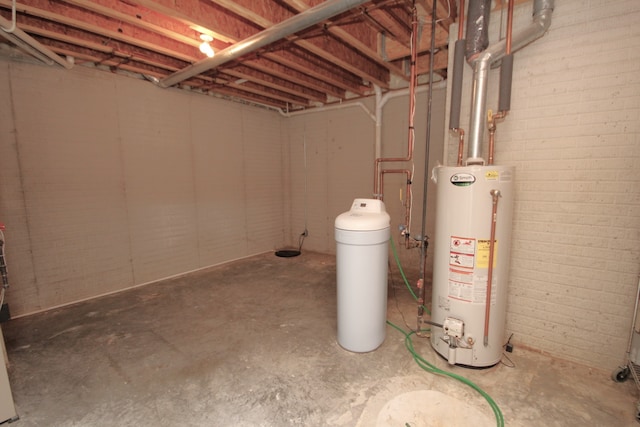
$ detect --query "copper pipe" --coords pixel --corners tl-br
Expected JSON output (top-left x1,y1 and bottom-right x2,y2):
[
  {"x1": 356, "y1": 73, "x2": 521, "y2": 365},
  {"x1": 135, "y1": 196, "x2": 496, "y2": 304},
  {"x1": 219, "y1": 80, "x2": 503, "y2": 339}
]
[
  {"x1": 487, "y1": 110, "x2": 507, "y2": 165},
  {"x1": 454, "y1": 128, "x2": 465, "y2": 166},
  {"x1": 506, "y1": 0, "x2": 514, "y2": 55},
  {"x1": 381, "y1": 168, "x2": 412, "y2": 247},
  {"x1": 373, "y1": 6, "x2": 418, "y2": 198},
  {"x1": 488, "y1": 126, "x2": 496, "y2": 166},
  {"x1": 484, "y1": 189, "x2": 501, "y2": 347},
  {"x1": 457, "y1": 0, "x2": 465, "y2": 40}
]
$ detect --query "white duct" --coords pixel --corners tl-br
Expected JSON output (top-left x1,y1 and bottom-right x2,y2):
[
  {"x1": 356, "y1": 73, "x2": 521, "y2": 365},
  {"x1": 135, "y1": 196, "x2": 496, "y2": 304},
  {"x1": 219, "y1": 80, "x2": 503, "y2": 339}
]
[
  {"x1": 466, "y1": 0, "x2": 554, "y2": 163},
  {"x1": 159, "y1": 0, "x2": 371, "y2": 88}
]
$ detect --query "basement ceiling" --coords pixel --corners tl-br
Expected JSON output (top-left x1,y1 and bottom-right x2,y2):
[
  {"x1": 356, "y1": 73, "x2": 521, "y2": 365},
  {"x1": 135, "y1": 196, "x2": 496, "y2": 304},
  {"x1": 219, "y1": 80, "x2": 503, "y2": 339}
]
[{"x1": 0, "y1": 0, "x2": 457, "y2": 111}]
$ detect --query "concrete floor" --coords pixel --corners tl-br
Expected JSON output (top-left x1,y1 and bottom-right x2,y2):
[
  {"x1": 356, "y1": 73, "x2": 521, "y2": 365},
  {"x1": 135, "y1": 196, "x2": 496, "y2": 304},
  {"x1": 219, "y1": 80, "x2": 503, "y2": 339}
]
[{"x1": 1, "y1": 251, "x2": 637, "y2": 426}]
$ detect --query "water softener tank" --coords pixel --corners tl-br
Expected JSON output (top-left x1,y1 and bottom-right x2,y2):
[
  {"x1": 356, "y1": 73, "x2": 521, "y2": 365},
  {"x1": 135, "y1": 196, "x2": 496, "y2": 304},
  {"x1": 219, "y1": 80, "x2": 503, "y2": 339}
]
[
  {"x1": 335, "y1": 198, "x2": 390, "y2": 352},
  {"x1": 430, "y1": 165, "x2": 515, "y2": 367}
]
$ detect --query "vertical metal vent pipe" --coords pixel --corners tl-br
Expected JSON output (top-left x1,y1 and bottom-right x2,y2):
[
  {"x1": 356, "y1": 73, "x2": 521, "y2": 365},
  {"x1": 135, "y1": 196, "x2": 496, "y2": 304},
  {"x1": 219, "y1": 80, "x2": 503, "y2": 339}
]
[
  {"x1": 466, "y1": 0, "x2": 554, "y2": 163},
  {"x1": 160, "y1": 0, "x2": 371, "y2": 88},
  {"x1": 449, "y1": 0, "x2": 466, "y2": 130},
  {"x1": 464, "y1": 0, "x2": 491, "y2": 61}
]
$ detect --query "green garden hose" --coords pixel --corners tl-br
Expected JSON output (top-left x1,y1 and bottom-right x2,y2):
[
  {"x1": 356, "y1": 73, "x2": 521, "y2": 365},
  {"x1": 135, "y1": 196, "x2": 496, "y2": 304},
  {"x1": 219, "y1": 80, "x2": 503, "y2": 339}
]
[{"x1": 388, "y1": 236, "x2": 505, "y2": 427}]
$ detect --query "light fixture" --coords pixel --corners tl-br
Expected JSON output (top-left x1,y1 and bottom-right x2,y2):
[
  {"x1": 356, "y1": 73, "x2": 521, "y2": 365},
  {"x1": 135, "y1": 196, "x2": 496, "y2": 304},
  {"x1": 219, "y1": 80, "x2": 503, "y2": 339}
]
[{"x1": 199, "y1": 34, "x2": 214, "y2": 58}]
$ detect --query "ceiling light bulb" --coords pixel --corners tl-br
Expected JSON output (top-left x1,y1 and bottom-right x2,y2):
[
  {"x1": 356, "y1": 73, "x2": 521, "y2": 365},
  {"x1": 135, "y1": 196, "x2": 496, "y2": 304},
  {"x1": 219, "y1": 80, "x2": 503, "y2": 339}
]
[
  {"x1": 199, "y1": 42, "x2": 214, "y2": 58},
  {"x1": 199, "y1": 34, "x2": 214, "y2": 58}
]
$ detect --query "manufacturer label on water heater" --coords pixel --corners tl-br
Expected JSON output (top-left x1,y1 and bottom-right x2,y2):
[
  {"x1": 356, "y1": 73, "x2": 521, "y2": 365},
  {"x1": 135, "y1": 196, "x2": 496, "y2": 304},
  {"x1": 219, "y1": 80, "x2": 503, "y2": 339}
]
[{"x1": 450, "y1": 173, "x2": 475, "y2": 186}]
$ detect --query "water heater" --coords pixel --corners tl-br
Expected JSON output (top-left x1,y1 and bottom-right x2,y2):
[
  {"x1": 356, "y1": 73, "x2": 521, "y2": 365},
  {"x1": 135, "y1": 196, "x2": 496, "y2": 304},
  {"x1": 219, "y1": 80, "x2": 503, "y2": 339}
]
[{"x1": 430, "y1": 165, "x2": 515, "y2": 367}]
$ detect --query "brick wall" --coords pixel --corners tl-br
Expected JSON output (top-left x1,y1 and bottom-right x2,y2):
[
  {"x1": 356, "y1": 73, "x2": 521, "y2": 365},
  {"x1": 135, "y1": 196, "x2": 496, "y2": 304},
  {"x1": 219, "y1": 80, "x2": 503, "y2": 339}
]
[{"x1": 445, "y1": 0, "x2": 640, "y2": 368}]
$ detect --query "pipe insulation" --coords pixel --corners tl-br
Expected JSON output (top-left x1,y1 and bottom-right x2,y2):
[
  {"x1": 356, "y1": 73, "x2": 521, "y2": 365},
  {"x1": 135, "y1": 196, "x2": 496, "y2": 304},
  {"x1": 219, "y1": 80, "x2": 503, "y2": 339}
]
[
  {"x1": 498, "y1": 53, "x2": 514, "y2": 112},
  {"x1": 449, "y1": 39, "x2": 466, "y2": 130},
  {"x1": 466, "y1": 0, "x2": 554, "y2": 162},
  {"x1": 464, "y1": 0, "x2": 491, "y2": 61},
  {"x1": 159, "y1": 0, "x2": 371, "y2": 88}
]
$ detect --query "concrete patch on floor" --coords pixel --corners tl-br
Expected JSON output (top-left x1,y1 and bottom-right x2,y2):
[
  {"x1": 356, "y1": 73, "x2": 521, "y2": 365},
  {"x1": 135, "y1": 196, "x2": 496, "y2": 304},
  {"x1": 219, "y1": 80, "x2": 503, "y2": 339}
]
[
  {"x1": 349, "y1": 375, "x2": 496, "y2": 427},
  {"x1": 376, "y1": 389, "x2": 494, "y2": 427}
]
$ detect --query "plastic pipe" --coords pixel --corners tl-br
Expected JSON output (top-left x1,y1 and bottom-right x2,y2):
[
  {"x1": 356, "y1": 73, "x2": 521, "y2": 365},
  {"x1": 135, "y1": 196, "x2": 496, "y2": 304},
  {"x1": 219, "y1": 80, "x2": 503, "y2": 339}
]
[
  {"x1": 0, "y1": 0, "x2": 16, "y2": 33},
  {"x1": 280, "y1": 101, "x2": 376, "y2": 122},
  {"x1": 0, "y1": 15, "x2": 73, "y2": 69}
]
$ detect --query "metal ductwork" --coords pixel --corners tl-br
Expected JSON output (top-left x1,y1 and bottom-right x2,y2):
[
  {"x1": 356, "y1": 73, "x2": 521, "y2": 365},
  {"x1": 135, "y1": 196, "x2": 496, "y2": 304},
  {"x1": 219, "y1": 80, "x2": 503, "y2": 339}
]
[
  {"x1": 464, "y1": 0, "x2": 491, "y2": 61},
  {"x1": 466, "y1": 0, "x2": 554, "y2": 163},
  {"x1": 159, "y1": 0, "x2": 371, "y2": 89}
]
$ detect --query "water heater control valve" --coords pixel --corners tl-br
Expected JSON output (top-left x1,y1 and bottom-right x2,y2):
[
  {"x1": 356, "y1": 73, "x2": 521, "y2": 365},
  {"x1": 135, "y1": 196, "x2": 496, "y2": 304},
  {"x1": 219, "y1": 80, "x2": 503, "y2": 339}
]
[{"x1": 443, "y1": 317, "x2": 464, "y2": 339}]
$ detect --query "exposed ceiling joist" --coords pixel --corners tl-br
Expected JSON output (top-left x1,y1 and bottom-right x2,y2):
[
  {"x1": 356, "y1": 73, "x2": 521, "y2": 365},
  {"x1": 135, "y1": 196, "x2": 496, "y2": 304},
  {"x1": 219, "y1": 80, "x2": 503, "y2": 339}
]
[{"x1": 0, "y1": 0, "x2": 455, "y2": 111}]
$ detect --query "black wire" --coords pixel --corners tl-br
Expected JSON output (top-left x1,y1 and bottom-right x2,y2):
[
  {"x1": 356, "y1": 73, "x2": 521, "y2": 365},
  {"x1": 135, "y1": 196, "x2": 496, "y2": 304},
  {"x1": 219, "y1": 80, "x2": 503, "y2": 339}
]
[
  {"x1": 297, "y1": 230, "x2": 307, "y2": 252},
  {"x1": 501, "y1": 352, "x2": 516, "y2": 368},
  {"x1": 500, "y1": 333, "x2": 516, "y2": 367}
]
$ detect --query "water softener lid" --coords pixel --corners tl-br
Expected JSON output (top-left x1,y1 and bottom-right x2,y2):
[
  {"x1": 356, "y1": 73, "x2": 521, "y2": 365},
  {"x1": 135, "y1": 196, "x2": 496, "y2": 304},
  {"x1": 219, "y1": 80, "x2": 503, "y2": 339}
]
[{"x1": 335, "y1": 199, "x2": 391, "y2": 231}]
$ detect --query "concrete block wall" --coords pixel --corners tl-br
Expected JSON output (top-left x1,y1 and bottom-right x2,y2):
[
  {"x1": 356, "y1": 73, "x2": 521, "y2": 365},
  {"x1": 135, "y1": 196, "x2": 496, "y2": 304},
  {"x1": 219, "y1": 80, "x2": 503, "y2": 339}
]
[
  {"x1": 285, "y1": 105, "x2": 376, "y2": 253},
  {"x1": 285, "y1": 89, "x2": 446, "y2": 278},
  {"x1": 0, "y1": 60, "x2": 285, "y2": 316},
  {"x1": 444, "y1": 0, "x2": 640, "y2": 368}
]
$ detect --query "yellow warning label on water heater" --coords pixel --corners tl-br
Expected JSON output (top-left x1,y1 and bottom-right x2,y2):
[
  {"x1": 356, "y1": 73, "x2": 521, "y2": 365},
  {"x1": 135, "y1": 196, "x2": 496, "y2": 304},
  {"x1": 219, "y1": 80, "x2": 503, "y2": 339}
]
[
  {"x1": 476, "y1": 239, "x2": 498, "y2": 268},
  {"x1": 485, "y1": 170, "x2": 499, "y2": 180}
]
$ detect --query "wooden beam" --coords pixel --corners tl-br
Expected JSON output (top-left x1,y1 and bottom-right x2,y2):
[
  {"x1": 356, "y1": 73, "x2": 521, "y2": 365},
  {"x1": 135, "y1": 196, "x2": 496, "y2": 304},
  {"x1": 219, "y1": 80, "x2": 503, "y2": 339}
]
[
  {"x1": 128, "y1": 0, "x2": 241, "y2": 44},
  {"x1": 381, "y1": 23, "x2": 450, "y2": 62},
  {"x1": 365, "y1": 6, "x2": 412, "y2": 47},
  {"x1": 59, "y1": 0, "x2": 216, "y2": 49},
  {"x1": 245, "y1": 57, "x2": 346, "y2": 99},
  {"x1": 223, "y1": 64, "x2": 327, "y2": 103},
  {"x1": 11, "y1": 14, "x2": 195, "y2": 69},
  {"x1": 0, "y1": 0, "x2": 200, "y2": 61},
  {"x1": 390, "y1": 48, "x2": 449, "y2": 74},
  {"x1": 416, "y1": 0, "x2": 456, "y2": 28},
  {"x1": 130, "y1": 0, "x2": 372, "y2": 94},
  {"x1": 280, "y1": 0, "x2": 405, "y2": 77},
  {"x1": 216, "y1": 75, "x2": 311, "y2": 107},
  {"x1": 203, "y1": 85, "x2": 288, "y2": 109},
  {"x1": 264, "y1": 48, "x2": 368, "y2": 95},
  {"x1": 210, "y1": 0, "x2": 389, "y2": 88}
]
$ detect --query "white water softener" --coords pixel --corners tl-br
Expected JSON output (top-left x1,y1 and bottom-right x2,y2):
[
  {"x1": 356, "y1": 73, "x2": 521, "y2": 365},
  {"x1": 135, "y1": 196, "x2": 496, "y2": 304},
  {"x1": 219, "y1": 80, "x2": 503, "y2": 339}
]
[{"x1": 335, "y1": 199, "x2": 390, "y2": 352}]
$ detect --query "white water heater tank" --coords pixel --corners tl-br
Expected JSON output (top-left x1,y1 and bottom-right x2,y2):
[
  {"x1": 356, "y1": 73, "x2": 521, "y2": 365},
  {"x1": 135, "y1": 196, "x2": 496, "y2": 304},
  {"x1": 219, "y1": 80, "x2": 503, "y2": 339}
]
[
  {"x1": 335, "y1": 198, "x2": 390, "y2": 352},
  {"x1": 430, "y1": 165, "x2": 515, "y2": 367}
]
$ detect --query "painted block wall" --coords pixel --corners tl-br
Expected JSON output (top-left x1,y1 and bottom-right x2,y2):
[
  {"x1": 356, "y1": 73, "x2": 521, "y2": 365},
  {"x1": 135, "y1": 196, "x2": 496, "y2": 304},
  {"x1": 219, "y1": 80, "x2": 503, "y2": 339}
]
[
  {"x1": 284, "y1": 88, "x2": 446, "y2": 280},
  {"x1": 285, "y1": 105, "x2": 376, "y2": 254},
  {"x1": 444, "y1": 0, "x2": 640, "y2": 369},
  {"x1": 0, "y1": 60, "x2": 286, "y2": 316}
]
